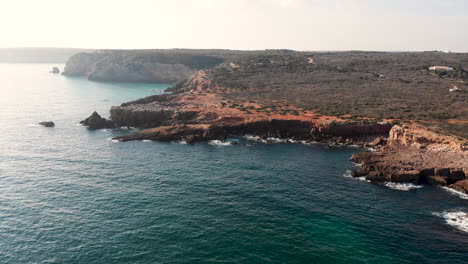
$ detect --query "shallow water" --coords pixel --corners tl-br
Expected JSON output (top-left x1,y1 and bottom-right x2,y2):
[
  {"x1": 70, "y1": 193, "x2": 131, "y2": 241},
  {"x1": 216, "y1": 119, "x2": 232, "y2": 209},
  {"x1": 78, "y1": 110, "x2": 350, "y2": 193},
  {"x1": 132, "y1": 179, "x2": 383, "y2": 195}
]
[{"x1": 0, "y1": 64, "x2": 467, "y2": 263}]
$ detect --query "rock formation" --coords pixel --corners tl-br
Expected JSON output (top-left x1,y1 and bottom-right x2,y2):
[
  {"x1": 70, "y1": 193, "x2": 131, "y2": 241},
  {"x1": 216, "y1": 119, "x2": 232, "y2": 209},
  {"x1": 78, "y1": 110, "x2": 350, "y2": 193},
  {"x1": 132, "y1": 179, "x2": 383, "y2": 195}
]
[
  {"x1": 50, "y1": 67, "x2": 60, "y2": 74},
  {"x1": 350, "y1": 124, "x2": 468, "y2": 192},
  {"x1": 39, "y1": 121, "x2": 55, "y2": 127},
  {"x1": 80, "y1": 111, "x2": 115, "y2": 129}
]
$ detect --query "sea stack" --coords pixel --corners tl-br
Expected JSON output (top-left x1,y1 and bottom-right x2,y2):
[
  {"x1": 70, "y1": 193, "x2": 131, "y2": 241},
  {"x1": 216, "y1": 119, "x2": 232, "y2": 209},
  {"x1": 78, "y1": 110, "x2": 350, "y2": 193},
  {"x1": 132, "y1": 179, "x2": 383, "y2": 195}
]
[
  {"x1": 50, "y1": 67, "x2": 60, "y2": 74},
  {"x1": 80, "y1": 111, "x2": 115, "y2": 129}
]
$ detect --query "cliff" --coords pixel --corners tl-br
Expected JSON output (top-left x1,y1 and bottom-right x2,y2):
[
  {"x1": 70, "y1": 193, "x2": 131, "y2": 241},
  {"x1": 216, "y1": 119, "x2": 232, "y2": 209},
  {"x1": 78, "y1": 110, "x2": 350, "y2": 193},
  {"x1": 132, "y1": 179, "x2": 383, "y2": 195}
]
[
  {"x1": 62, "y1": 49, "x2": 228, "y2": 83},
  {"x1": 351, "y1": 124, "x2": 468, "y2": 192}
]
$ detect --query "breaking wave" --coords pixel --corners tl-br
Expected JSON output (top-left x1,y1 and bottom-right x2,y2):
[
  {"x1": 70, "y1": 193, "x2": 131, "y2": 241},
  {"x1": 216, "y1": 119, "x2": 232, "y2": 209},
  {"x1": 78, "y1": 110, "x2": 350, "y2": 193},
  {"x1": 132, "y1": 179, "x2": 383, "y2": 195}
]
[
  {"x1": 343, "y1": 170, "x2": 370, "y2": 182},
  {"x1": 106, "y1": 137, "x2": 120, "y2": 143},
  {"x1": 442, "y1": 187, "x2": 468, "y2": 200},
  {"x1": 208, "y1": 140, "x2": 236, "y2": 146},
  {"x1": 384, "y1": 182, "x2": 423, "y2": 191},
  {"x1": 433, "y1": 210, "x2": 468, "y2": 233}
]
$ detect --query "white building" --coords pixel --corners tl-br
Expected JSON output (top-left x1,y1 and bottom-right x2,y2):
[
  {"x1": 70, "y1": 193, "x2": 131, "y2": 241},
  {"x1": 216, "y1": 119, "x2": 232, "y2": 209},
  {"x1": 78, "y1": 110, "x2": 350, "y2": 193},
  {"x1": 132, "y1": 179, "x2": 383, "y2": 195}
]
[{"x1": 429, "y1": 66, "x2": 454, "y2": 71}]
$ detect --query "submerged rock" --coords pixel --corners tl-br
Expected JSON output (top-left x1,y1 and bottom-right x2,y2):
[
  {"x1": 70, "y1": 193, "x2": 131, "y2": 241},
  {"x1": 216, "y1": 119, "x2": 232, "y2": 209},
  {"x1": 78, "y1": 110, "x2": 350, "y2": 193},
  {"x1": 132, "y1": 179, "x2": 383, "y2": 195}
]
[
  {"x1": 39, "y1": 121, "x2": 55, "y2": 127},
  {"x1": 80, "y1": 111, "x2": 115, "y2": 129},
  {"x1": 50, "y1": 67, "x2": 60, "y2": 74}
]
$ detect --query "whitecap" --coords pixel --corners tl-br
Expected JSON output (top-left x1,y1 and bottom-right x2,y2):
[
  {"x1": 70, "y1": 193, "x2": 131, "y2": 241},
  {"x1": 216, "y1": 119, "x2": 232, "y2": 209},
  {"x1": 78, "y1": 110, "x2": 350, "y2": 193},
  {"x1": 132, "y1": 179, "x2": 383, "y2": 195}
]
[
  {"x1": 384, "y1": 182, "x2": 423, "y2": 191},
  {"x1": 142, "y1": 139, "x2": 152, "y2": 142},
  {"x1": 433, "y1": 211, "x2": 468, "y2": 233},
  {"x1": 208, "y1": 140, "x2": 236, "y2": 146},
  {"x1": 442, "y1": 187, "x2": 468, "y2": 200}
]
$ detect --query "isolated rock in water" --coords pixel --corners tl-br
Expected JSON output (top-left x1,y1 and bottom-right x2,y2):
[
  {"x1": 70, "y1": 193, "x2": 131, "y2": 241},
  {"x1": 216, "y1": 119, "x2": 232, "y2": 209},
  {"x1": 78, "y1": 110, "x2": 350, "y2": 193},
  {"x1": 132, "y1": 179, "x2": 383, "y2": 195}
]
[
  {"x1": 39, "y1": 121, "x2": 55, "y2": 127},
  {"x1": 80, "y1": 111, "x2": 115, "y2": 129},
  {"x1": 50, "y1": 67, "x2": 60, "y2": 74}
]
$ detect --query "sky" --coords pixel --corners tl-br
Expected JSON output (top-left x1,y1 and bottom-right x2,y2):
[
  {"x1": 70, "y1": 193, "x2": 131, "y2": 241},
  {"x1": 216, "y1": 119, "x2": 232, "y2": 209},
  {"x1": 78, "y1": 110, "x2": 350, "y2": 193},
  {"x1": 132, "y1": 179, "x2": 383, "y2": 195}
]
[{"x1": 1, "y1": 0, "x2": 467, "y2": 51}]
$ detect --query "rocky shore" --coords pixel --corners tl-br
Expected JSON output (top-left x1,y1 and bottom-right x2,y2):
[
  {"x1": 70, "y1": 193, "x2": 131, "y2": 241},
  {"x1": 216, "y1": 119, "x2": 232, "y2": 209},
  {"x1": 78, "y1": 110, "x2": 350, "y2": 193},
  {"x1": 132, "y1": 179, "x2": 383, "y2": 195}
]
[
  {"x1": 71, "y1": 49, "x2": 467, "y2": 194},
  {"x1": 350, "y1": 124, "x2": 468, "y2": 192}
]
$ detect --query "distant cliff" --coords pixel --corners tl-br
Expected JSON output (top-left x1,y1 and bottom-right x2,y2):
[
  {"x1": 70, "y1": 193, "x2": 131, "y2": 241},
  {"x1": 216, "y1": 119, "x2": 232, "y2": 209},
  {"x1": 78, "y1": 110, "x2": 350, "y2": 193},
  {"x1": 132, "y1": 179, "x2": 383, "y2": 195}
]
[{"x1": 63, "y1": 49, "x2": 229, "y2": 83}]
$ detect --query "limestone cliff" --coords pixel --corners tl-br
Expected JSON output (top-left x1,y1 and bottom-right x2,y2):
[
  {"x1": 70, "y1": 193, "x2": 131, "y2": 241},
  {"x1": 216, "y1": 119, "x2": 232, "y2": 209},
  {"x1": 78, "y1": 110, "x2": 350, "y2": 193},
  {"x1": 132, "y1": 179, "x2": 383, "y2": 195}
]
[{"x1": 63, "y1": 50, "x2": 226, "y2": 83}]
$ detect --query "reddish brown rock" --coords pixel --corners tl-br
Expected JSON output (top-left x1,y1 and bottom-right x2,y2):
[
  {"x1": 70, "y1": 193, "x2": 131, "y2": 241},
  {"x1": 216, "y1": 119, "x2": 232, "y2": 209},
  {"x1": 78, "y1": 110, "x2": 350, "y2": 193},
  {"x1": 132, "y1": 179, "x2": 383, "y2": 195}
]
[
  {"x1": 435, "y1": 168, "x2": 450, "y2": 177},
  {"x1": 449, "y1": 180, "x2": 468, "y2": 194},
  {"x1": 425, "y1": 176, "x2": 447, "y2": 186}
]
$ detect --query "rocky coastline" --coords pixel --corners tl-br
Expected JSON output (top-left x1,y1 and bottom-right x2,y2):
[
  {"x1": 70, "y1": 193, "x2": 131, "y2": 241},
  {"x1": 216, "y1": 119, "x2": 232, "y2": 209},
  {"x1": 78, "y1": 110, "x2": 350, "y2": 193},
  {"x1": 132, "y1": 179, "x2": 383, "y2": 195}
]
[{"x1": 72, "y1": 50, "x2": 467, "y2": 194}]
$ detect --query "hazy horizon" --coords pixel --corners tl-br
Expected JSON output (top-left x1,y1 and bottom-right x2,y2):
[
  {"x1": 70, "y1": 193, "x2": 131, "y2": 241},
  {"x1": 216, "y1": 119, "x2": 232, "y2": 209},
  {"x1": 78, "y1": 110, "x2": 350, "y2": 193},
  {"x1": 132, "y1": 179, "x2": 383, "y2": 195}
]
[{"x1": 1, "y1": 0, "x2": 468, "y2": 52}]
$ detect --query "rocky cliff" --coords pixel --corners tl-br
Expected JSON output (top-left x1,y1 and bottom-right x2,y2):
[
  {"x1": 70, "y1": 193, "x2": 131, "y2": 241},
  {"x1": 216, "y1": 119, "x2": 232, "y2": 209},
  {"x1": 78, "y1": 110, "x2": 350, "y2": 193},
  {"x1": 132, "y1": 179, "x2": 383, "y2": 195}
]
[
  {"x1": 63, "y1": 50, "x2": 227, "y2": 83},
  {"x1": 351, "y1": 124, "x2": 468, "y2": 192}
]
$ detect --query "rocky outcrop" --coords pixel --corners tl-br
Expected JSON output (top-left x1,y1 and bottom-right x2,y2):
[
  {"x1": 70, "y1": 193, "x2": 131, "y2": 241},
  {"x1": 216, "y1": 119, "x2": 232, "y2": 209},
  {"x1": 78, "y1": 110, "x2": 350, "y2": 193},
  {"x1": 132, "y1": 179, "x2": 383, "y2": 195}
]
[
  {"x1": 449, "y1": 180, "x2": 468, "y2": 194},
  {"x1": 50, "y1": 67, "x2": 60, "y2": 74},
  {"x1": 80, "y1": 111, "x2": 115, "y2": 129},
  {"x1": 39, "y1": 121, "x2": 55, "y2": 127},
  {"x1": 351, "y1": 124, "x2": 468, "y2": 192}
]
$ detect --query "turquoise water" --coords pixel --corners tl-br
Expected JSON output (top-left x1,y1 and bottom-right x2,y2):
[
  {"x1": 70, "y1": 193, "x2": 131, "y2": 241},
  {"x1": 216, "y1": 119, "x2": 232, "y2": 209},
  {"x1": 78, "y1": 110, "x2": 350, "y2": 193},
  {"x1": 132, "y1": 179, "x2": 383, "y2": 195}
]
[{"x1": 0, "y1": 64, "x2": 467, "y2": 263}]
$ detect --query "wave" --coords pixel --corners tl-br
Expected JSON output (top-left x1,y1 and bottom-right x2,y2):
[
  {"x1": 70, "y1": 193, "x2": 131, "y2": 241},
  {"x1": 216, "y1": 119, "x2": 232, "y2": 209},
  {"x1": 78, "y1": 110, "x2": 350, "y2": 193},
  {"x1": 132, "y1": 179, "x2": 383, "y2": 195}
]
[
  {"x1": 245, "y1": 135, "x2": 309, "y2": 144},
  {"x1": 142, "y1": 140, "x2": 152, "y2": 142},
  {"x1": 343, "y1": 170, "x2": 370, "y2": 182},
  {"x1": 244, "y1": 135, "x2": 261, "y2": 141},
  {"x1": 384, "y1": 182, "x2": 423, "y2": 191},
  {"x1": 208, "y1": 140, "x2": 236, "y2": 146},
  {"x1": 106, "y1": 137, "x2": 120, "y2": 143},
  {"x1": 433, "y1": 210, "x2": 468, "y2": 233},
  {"x1": 442, "y1": 187, "x2": 468, "y2": 200}
]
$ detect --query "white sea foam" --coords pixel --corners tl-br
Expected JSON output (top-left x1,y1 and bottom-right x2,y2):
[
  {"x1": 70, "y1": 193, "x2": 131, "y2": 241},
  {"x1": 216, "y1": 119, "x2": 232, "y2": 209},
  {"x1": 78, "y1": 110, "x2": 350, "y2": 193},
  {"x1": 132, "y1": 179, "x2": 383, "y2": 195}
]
[
  {"x1": 173, "y1": 140, "x2": 189, "y2": 145},
  {"x1": 433, "y1": 211, "x2": 468, "y2": 233},
  {"x1": 384, "y1": 182, "x2": 423, "y2": 191},
  {"x1": 343, "y1": 170, "x2": 370, "y2": 182},
  {"x1": 442, "y1": 187, "x2": 468, "y2": 200},
  {"x1": 208, "y1": 140, "x2": 235, "y2": 146},
  {"x1": 142, "y1": 140, "x2": 152, "y2": 142},
  {"x1": 244, "y1": 135, "x2": 261, "y2": 141},
  {"x1": 265, "y1": 137, "x2": 288, "y2": 143},
  {"x1": 106, "y1": 137, "x2": 120, "y2": 143}
]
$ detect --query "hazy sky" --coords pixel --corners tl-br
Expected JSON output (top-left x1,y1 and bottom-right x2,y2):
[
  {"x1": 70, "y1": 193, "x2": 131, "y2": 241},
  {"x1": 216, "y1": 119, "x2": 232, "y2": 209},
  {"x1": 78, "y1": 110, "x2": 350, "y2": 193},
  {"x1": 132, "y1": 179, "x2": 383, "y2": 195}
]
[{"x1": 1, "y1": 0, "x2": 467, "y2": 51}]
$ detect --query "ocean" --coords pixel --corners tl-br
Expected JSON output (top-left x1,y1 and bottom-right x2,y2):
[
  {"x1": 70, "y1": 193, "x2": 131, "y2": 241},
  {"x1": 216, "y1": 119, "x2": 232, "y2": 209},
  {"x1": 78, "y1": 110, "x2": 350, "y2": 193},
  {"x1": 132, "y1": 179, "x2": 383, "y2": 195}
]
[{"x1": 0, "y1": 63, "x2": 467, "y2": 263}]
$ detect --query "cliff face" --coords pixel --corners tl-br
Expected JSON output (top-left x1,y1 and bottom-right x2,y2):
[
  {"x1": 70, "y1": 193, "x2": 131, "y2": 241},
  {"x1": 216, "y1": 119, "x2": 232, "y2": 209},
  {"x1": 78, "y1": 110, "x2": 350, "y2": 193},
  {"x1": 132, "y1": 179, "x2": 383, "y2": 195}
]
[
  {"x1": 62, "y1": 50, "x2": 226, "y2": 83},
  {"x1": 63, "y1": 52, "x2": 107, "y2": 76},
  {"x1": 351, "y1": 124, "x2": 468, "y2": 192},
  {"x1": 109, "y1": 84, "x2": 393, "y2": 143}
]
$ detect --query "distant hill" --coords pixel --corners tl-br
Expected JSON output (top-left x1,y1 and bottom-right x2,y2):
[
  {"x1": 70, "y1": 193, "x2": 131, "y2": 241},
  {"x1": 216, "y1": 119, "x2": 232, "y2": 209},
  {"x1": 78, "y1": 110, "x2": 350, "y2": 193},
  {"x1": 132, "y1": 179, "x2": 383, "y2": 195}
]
[{"x1": 0, "y1": 48, "x2": 93, "y2": 63}]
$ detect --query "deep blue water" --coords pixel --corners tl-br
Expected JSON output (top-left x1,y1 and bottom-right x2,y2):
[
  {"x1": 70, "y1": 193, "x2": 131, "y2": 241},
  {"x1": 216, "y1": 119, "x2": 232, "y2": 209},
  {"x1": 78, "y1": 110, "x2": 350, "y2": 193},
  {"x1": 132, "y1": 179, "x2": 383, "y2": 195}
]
[{"x1": 0, "y1": 64, "x2": 467, "y2": 264}]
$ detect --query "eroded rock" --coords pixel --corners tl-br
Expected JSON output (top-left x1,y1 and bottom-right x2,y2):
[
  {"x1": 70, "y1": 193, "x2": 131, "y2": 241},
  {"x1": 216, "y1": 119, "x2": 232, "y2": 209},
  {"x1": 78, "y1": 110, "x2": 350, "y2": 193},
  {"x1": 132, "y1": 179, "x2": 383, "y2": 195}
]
[
  {"x1": 39, "y1": 121, "x2": 55, "y2": 127},
  {"x1": 80, "y1": 111, "x2": 115, "y2": 129}
]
